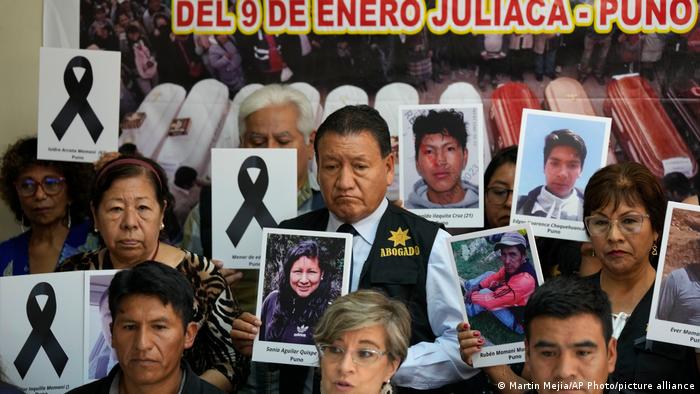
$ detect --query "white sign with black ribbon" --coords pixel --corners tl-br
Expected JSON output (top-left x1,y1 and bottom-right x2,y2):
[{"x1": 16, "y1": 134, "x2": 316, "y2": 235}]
[
  {"x1": 212, "y1": 149, "x2": 298, "y2": 269},
  {"x1": 37, "y1": 47, "x2": 119, "y2": 163},
  {"x1": 0, "y1": 271, "x2": 85, "y2": 394}
]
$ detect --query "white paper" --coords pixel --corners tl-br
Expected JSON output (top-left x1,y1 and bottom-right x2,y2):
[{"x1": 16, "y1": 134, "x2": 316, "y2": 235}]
[
  {"x1": 510, "y1": 109, "x2": 612, "y2": 241},
  {"x1": 83, "y1": 270, "x2": 120, "y2": 383},
  {"x1": 37, "y1": 47, "x2": 120, "y2": 163},
  {"x1": 212, "y1": 149, "x2": 298, "y2": 268},
  {"x1": 0, "y1": 271, "x2": 85, "y2": 393},
  {"x1": 446, "y1": 224, "x2": 544, "y2": 368},
  {"x1": 252, "y1": 228, "x2": 352, "y2": 366},
  {"x1": 43, "y1": 0, "x2": 80, "y2": 49},
  {"x1": 647, "y1": 202, "x2": 700, "y2": 348},
  {"x1": 399, "y1": 103, "x2": 485, "y2": 228}
]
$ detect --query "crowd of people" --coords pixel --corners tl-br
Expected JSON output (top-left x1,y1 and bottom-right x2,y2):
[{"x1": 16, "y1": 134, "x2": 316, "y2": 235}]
[
  {"x1": 1, "y1": 78, "x2": 700, "y2": 394},
  {"x1": 80, "y1": 0, "x2": 700, "y2": 102}
]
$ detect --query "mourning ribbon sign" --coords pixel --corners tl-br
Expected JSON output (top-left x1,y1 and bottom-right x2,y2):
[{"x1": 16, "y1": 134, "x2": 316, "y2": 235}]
[
  {"x1": 227, "y1": 156, "x2": 277, "y2": 247},
  {"x1": 14, "y1": 282, "x2": 68, "y2": 379},
  {"x1": 50, "y1": 56, "x2": 104, "y2": 143}
]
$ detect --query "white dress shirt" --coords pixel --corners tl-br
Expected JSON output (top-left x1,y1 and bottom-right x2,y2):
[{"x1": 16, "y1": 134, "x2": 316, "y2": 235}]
[{"x1": 327, "y1": 199, "x2": 477, "y2": 389}]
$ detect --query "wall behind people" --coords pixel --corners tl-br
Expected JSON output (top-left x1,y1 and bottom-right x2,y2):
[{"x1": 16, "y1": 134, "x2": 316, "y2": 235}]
[{"x1": 0, "y1": 0, "x2": 43, "y2": 240}]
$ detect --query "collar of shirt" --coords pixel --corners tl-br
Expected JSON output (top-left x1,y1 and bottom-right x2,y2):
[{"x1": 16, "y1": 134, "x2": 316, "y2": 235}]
[
  {"x1": 326, "y1": 199, "x2": 388, "y2": 243},
  {"x1": 532, "y1": 186, "x2": 579, "y2": 218},
  {"x1": 110, "y1": 366, "x2": 187, "y2": 394}
]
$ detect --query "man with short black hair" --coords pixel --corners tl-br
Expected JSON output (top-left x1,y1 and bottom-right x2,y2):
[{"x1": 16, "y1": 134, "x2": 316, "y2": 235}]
[
  {"x1": 406, "y1": 109, "x2": 478, "y2": 209},
  {"x1": 69, "y1": 261, "x2": 224, "y2": 394},
  {"x1": 516, "y1": 129, "x2": 587, "y2": 220},
  {"x1": 524, "y1": 277, "x2": 617, "y2": 394}
]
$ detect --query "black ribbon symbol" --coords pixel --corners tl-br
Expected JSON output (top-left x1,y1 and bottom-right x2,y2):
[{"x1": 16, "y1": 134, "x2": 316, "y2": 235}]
[
  {"x1": 14, "y1": 282, "x2": 68, "y2": 379},
  {"x1": 227, "y1": 156, "x2": 277, "y2": 247},
  {"x1": 50, "y1": 56, "x2": 104, "y2": 143}
]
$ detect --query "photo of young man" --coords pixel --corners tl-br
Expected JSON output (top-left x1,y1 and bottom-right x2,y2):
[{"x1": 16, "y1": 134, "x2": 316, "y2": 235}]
[{"x1": 406, "y1": 109, "x2": 479, "y2": 209}]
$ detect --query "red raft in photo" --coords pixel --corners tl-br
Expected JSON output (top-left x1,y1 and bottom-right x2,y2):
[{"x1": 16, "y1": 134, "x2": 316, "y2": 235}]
[
  {"x1": 544, "y1": 77, "x2": 618, "y2": 164},
  {"x1": 488, "y1": 82, "x2": 540, "y2": 153},
  {"x1": 603, "y1": 74, "x2": 698, "y2": 178}
]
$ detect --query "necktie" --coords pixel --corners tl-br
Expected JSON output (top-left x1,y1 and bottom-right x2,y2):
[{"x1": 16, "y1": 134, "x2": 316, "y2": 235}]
[{"x1": 337, "y1": 224, "x2": 358, "y2": 289}]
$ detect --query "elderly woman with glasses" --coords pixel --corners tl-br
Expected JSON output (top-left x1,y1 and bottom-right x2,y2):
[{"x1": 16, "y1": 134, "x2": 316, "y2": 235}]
[
  {"x1": 315, "y1": 290, "x2": 410, "y2": 394},
  {"x1": 459, "y1": 162, "x2": 700, "y2": 389},
  {"x1": 0, "y1": 137, "x2": 94, "y2": 276}
]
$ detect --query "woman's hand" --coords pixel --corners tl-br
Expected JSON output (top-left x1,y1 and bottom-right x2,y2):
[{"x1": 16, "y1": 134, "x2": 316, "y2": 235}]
[
  {"x1": 231, "y1": 312, "x2": 261, "y2": 356},
  {"x1": 457, "y1": 322, "x2": 484, "y2": 366}
]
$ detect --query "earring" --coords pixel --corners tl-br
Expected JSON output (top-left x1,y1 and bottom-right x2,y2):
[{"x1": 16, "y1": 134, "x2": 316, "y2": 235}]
[
  {"x1": 94, "y1": 227, "x2": 99, "y2": 233},
  {"x1": 160, "y1": 222, "x2": 165, "y2": 230},
  {"x1": 65, "y1": 204, "x2": 72, "y2": 228},
  {"x1": 651, "y1": 243, "x2": 658, "y2": 256},
  {"x1": 591, "y1": 249, "x2": 596, "y2": 257}
]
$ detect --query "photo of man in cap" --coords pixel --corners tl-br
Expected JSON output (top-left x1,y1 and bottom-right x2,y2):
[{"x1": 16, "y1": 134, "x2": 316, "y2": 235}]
[
  {"x1": 516, "y1": 129, "x2": 587, "y2": 221},
  {"x1": 463, "y1": 232, "x2": 537, "y2": 335}
]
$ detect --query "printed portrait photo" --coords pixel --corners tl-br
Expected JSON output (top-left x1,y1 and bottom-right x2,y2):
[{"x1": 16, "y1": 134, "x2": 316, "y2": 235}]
[
  {"x1": 511, "y1": 110, "x2": 610, "y2": 241},
  {"x1": 86, "y1": 272, "x2": 117, "y2": 381},
  {"x1": 258, "y1": 232, "x2": 349, "y2": 346},
  {"x1": 449, "y1": 226, "x2": 543, "y2": 354},
  {"x1": 655, "y1": 207, "x2": 700, "y2": 327},
  {"x1": 399, "y1": 104, "x2": 484, "y2": 228}
]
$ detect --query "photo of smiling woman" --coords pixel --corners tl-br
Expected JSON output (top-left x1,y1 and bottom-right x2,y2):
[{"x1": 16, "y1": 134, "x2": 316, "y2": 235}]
[{"x1": 260, "y1": 236, "x2": 345, "y2": 346}]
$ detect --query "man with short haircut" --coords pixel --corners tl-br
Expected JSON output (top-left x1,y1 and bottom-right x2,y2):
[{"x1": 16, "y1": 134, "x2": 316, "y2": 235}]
[
  {"x1": 524, "y1": 277, "x2": 617, "y2": 394},
  {"x1": 406, "y1": 109, "x2": 478, "y2": 209},
  {"x1": 464, "y1": 232, "x2": 536, "y2": 334},
  {"x1": 181, "y1": 84, "x2": 323, "y2": 255},
  {"x1": 516, "y1": 129, "x2": 586, "y2": 220},
  {"x1": 69, "y1": 262, "x2": 223, "y2": 394},
  {"x1": 233, "y1": 105, "x2": 480, "y2": 392}
]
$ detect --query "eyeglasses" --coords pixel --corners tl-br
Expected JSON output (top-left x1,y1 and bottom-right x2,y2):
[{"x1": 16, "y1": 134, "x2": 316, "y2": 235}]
[
  {"x1": 486, "y1": 187, "x2": 513, "y2": 205},
  {"x1": 15, "y1": 176, "x2": 66, "y2": 197},
  {"x1": 584, "y1": 213, "x2": 650, "y2": 237},
  {"x1": 317, "y1": 344, "x2": 389, "y2": 366}
]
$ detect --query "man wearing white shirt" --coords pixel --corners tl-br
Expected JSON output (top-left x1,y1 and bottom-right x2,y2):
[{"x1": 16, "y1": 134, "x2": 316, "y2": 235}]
[{"x1": 232, "y1": 105, "x2": 479, "y2": 393}]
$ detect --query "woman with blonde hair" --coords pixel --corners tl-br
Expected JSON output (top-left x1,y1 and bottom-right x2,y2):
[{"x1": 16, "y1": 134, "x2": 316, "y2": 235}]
[{"x1": 314, "y1": 290, "x2": 411, "y2": 394}]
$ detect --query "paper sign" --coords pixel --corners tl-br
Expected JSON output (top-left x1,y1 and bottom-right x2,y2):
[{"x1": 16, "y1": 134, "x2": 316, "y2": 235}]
[
  {"x1": 252, "y1": 228, "x2": 352, "y2": 366},
  {"x1": 37, "y1": 47, "x2": 119, "y2": 163},
  {"x1": 648, "y1": 202, "x2": 700, "y2": 348},
  {"x1": 212, "y1": 149, "x2": 298, "y2": 268},
  {"x1": 0, "y1": 271, "x2": 85, "y2": 393},
  {"x1": 511, "y1": 109, "x2": 611, "y2": 241},
  {"x1": 447, "y1": 224, "x2": 544, "y2": 367},
  {"x1": 399, "y1": 103, "x2": 485, "y2": 228}
]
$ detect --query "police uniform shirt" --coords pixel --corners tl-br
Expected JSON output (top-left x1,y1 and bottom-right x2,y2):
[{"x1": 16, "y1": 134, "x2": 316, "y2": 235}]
[{"x1": 326, "y1": 199, "x2": 477, "y2": 389}]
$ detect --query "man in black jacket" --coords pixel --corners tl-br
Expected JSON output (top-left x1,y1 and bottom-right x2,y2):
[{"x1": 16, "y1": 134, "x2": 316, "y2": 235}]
[
  {"x1": 68, "y1": 262, "x2": 223, "y2": 394},
  {"x1": 232, "y1": 105, "x2": 480, "y2": 393}
]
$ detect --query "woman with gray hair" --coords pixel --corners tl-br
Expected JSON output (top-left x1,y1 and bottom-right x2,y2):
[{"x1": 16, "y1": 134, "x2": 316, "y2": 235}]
[{"x1": 314, "y1": 290, "x2": 411, "y2": 394}]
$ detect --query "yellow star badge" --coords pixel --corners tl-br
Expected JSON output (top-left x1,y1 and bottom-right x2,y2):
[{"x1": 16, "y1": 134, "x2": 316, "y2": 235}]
[{"x1": 388, "y1": 227, "x2": 411, "y2": 247}]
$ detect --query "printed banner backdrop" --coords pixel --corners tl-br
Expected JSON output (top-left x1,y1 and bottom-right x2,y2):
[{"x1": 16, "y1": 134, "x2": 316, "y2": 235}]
[
  {"x1": 253, "y1": 228, "x2": 352, "y2": 367},
  {"x1": 212, "y1": 148, "x2": 298, "y2": 268},
  {"x1": 448, "y1": 224, "x2": 543, "y2": 367},
  {"x1": 0, "y1": 271, "x2": 85, "y2": 394},
  {"x1": 648, "y1": 202, "x2": 700, "y2": 348},
  {"x1": 37, "y1": 1, "x2": 700, "y2": 244},
  {"x1": 37, "y1": 47, "x2": 120, "y2": 163}
]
